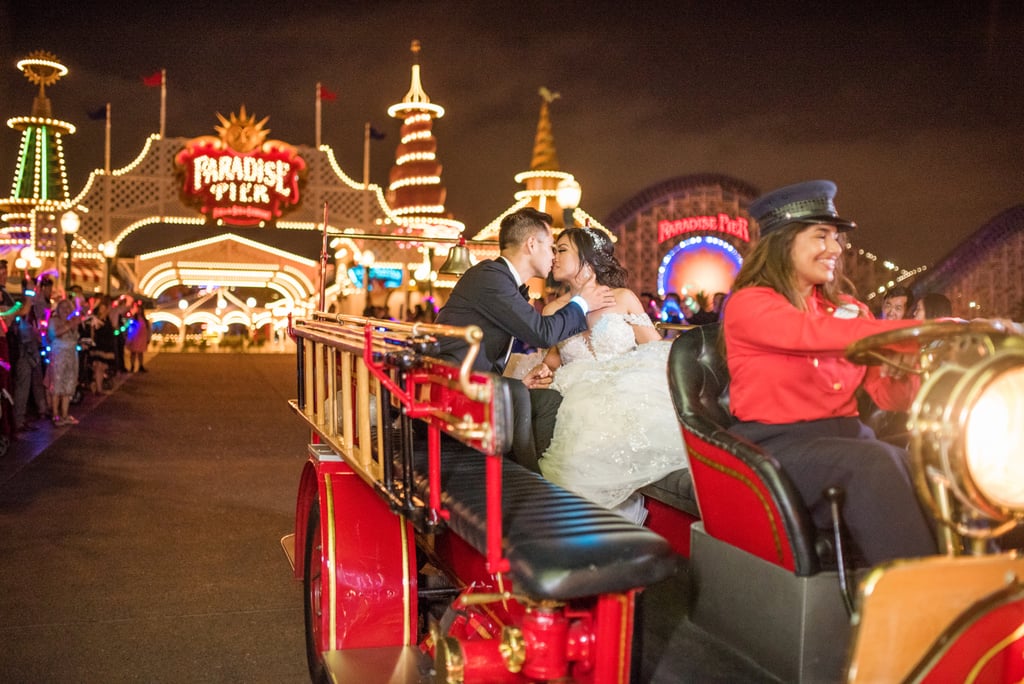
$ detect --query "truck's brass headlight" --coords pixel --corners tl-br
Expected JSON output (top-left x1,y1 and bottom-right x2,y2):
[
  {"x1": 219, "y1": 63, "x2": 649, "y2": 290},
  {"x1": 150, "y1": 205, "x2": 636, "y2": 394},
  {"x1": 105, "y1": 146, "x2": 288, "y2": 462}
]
[
  {"x1": 910, "y1": 350, "x2": 1024, "y2": 534},
  {"x1": 963, "y1": 363, "x2": 1024, "y2": 510}
]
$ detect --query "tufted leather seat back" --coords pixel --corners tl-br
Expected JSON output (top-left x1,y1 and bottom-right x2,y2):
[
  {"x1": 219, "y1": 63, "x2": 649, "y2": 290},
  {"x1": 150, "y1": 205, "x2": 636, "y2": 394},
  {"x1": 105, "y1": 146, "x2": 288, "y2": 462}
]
[{"x1": 667, "y1": 324, "x2": 823, "y2": 576}]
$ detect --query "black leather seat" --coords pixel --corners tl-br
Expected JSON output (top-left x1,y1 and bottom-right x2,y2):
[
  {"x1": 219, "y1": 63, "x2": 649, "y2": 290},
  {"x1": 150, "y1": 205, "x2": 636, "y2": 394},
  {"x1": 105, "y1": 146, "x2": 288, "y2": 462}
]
[
  {"x1": 640, "y1": 468, "x2": 699, "y2": 518},
  {"x1": 666, "y1": 324, "x2": 825, "y2": 576},
  {"x1": 408, "y1": 433, "x2": 678, "y2": 601}
]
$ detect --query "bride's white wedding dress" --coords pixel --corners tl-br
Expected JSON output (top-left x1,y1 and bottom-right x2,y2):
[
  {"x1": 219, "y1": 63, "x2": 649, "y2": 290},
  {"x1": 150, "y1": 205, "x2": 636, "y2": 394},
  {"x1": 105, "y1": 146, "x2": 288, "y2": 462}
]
[{"x1": 539, "y1": 313, "x2": 688, "y2": 519}]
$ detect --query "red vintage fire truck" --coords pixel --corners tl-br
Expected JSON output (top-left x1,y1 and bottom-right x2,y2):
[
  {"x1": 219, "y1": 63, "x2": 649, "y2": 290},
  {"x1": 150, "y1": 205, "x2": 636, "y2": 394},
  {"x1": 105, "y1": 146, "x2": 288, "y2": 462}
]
[{"x1": 285, "y1": 311, "x2": 1024, "y2": 683}]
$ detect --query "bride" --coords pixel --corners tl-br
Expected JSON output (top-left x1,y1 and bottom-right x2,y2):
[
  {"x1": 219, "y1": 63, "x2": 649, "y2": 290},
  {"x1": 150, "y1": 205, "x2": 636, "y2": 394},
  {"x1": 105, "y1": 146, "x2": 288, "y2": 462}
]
[{"x1": 530, "y1": 226, "x2": 687, "y2": 523}]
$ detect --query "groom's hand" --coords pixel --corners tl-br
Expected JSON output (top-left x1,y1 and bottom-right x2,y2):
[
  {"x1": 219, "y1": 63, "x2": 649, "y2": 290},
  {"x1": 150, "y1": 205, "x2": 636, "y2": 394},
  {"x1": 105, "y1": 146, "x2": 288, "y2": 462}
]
[
  {"x1": 578, "y1": 282, "x2": 616, "y2": 312},
  {"x1": 523, "y1": 363, "x2": 553, "y2": 389}
]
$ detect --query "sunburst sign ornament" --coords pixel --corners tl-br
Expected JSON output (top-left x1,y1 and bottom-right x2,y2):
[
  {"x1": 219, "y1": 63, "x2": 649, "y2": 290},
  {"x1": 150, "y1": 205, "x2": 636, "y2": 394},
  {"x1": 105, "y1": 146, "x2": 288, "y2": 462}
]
[
  {"x1": 16, "y1": 50, "x2": 69, "y2": 120},
  {"x1": 18, "y1": 50, "x2": 68, "y2": 90},
  {"x1": 174, "y1": 107, "x2": 307, "y2": 226}
]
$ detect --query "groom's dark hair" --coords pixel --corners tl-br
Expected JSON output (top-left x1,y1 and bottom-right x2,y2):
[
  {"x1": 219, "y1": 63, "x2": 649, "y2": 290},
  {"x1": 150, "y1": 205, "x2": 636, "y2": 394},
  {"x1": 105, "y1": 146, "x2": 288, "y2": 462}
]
[{"x1": 499, "y1": 207, "x2": 553, "y2": 251}]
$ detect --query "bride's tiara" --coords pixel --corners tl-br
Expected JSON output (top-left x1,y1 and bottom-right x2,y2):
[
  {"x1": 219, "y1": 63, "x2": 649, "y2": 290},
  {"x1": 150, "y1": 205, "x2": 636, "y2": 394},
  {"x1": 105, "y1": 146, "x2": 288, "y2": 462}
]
[{"x1": 583, "y1": 226, "x2": 609, "y2": 250}]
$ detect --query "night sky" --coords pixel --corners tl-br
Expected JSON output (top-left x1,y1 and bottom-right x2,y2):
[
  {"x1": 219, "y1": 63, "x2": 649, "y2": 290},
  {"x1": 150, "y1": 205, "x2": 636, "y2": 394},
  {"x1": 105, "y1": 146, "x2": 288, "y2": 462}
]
[{"x1": 1, "y1": 1, "x2": 1022, "y2": 268}]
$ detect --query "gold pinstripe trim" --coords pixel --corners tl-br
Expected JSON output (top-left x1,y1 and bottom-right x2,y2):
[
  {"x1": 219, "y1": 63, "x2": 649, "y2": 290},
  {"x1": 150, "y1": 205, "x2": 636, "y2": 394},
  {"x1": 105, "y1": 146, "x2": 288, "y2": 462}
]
[
  {"x1": 324, "y1": 473, "x2": 338, "y2": 647},
  {"x1": 966, "y1": 620, "x2": 1024, "y2": 683},
  {"x1": 616, "y1": 593, "x2": 630, "y2": 684},
  {"x1": 401, "y1": 519, "x2": 411, "y2": 645},
  {"x1": 688, "y1": 445, "x2": 786, "y2": 565}
]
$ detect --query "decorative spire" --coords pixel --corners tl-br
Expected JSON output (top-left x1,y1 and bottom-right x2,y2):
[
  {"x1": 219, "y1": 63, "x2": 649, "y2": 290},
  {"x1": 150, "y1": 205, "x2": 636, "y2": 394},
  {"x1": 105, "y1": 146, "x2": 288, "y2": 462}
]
[
  {"x1": 0, "y1": 51, "x2": 76, "y2": 242},
  {"x1": 397, "y1": 40, "x2": 437, "y2": 110},
  {"x1": 384, "y1": 41, "x2": 462, "y2": 238},
  {"x1": 19, "y1": 50, "x2": 68, "y2": 119},
  {"x1": 473, "y1": 86, "x2": 613, "y2": 241},
  {"x1": 531, "y1": 87, "x2": 561, "y2": 171}
]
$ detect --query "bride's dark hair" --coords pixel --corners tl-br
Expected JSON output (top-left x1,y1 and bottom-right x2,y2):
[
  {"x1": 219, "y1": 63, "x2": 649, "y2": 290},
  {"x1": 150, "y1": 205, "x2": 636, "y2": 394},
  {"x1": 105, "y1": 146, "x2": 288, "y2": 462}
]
[{"x1": 559, "y1": 227, "x2": 628, "y2": 288}]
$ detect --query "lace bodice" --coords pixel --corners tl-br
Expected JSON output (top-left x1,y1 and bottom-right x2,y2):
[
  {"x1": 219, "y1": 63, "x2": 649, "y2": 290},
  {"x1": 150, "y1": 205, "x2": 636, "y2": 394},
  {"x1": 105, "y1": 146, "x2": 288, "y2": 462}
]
[{"x1": 556, "y1": 312, "x2": 653, "y2": 365}]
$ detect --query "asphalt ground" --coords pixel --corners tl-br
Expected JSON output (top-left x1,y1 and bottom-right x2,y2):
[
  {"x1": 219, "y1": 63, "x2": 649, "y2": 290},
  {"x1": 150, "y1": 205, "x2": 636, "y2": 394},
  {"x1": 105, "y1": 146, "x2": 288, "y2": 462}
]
[{"x1": 0, "y1": 352, "x2": 310, "y2": 683}]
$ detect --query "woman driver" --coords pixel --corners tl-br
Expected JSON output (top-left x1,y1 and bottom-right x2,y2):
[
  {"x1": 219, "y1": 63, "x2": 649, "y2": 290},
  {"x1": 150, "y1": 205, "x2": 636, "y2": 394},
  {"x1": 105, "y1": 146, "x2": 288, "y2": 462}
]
[{"x1": 723, "y1": 180, "x2": 936, "y2": 566}]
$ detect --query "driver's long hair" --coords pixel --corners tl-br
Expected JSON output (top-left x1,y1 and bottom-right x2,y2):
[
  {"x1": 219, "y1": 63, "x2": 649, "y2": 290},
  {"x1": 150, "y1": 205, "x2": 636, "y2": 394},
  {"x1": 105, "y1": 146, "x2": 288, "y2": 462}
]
[{"x1": 731, "y1": 222, "x2": 859, "y2": 313}]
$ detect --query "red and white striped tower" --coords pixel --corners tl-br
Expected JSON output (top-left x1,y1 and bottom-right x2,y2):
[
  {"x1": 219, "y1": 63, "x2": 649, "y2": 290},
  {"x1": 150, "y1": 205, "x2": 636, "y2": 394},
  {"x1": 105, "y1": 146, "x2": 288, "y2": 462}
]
[{"x1": 385, "y1": 40, "x2": 462, "y2": 242}]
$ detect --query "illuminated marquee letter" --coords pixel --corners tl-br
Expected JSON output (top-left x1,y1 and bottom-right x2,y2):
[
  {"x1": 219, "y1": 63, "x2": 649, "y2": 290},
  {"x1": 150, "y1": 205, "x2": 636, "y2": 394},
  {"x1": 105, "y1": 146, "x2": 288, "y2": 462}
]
[{"x1": 657, "y1": 214, "x2": 750, "y2": 243}]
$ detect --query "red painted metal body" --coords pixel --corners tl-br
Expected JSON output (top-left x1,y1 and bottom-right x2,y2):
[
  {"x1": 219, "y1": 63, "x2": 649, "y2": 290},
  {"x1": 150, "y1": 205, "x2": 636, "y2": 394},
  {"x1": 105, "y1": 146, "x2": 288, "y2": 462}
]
[
  {"x1": 644, "y1": 498, "x2": 697, "y2": 558},
  {"x1": 307, "y1": 460, "x2": 416, "y2": 650},
  {"x1": 917, "y1": 596, "x2": 1024, "y2": 683},
  {"x1": 684, "y1": 432, "x2": 797, "y2": 571}
]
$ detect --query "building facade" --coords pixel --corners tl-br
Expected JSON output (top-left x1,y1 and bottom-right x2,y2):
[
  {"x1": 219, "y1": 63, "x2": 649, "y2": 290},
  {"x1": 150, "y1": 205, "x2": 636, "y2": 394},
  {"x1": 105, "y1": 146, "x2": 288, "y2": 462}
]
[
  {"x1": 604, "y1": 174, "x2": 760, "y2": 301},
  {"x1": 913, "y1": 205, "x2": 1024, "y2": 319}
]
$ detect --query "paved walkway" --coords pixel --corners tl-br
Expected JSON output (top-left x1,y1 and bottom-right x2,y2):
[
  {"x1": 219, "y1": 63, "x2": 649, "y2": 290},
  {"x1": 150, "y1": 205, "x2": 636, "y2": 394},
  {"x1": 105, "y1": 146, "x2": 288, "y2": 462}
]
[{"x1": 0, "y1": 352, "x2": 310, "y2": 683}]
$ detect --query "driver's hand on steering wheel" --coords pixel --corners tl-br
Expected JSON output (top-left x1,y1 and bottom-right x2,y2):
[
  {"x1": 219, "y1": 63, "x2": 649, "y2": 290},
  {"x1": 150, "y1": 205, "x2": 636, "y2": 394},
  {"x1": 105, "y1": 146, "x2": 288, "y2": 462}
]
[
  {"x1": 973, "y1": 317, "x2": 1024, "y2": 335},
  {"x1": 879, "y1": 352, "x2": 917, "y2": 379}
]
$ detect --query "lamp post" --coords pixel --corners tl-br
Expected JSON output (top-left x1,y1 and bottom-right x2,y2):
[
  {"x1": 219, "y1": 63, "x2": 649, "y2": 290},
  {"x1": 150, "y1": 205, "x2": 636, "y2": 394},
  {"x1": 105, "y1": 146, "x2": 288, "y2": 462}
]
[
  {"x1": 413, "y1": 248, "x2": 435, "y2": 300},
  {"x1": 359, "y1": 249, "x2": 375, "y2": 315},
  {"x1": 555, "y1": 178, "x2": 582, "y2": 230},
  {"x1": 18, "y1": 247, "x2": 40, "y2": 293},
  {"x1": 60, "y1": 210, "x2": 80, "y2": 292},
  {"x1": 14, "y1": 257, "x2": 27, "y2": 292},
  {"x1": 102, "y1": 241, "x2": 117, "y2": 295},
  {"x1": 360, "y1": 249, "x2": 376, "y2": 291}
]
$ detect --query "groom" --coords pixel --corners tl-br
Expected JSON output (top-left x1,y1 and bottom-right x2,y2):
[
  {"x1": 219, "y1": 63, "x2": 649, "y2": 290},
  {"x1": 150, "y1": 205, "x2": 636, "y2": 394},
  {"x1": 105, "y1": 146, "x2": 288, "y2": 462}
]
[{"x1": 435, "y1": 207, "x2": 613, "y2": 471}]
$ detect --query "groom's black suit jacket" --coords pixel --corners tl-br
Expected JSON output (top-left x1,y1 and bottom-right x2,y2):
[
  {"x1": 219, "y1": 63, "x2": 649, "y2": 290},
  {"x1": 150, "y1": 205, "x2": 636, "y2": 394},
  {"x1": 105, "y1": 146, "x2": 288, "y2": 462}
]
[{"x1": 435, "y1": 258, "x2": 587, "y2": 373}]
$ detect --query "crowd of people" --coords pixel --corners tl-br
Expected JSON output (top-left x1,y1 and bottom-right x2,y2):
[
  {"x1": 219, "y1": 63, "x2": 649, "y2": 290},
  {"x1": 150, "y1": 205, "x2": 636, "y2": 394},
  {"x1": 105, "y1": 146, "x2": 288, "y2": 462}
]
[
  {"x1": 0, "y1": 261, "x2": 151, "y2": 440},
  {"x1": 639, "y1": 268, "x2": 949, "y2": 331},
  {"x1": 877, "y1": 284, "x2": 953, "y2": 322},
  {"x1": 640, "y1": 290, "x2": 726, "y2": 327}
]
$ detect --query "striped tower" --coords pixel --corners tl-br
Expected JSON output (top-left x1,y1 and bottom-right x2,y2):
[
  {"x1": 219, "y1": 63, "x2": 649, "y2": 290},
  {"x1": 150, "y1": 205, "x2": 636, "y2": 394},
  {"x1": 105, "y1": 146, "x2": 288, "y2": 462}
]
[
  {"x1": 0, "y1": 51, "x2": 76, "y2": 255},
  {"x1": 385, "y1": 40, "x2": 462, "y2": 240}
]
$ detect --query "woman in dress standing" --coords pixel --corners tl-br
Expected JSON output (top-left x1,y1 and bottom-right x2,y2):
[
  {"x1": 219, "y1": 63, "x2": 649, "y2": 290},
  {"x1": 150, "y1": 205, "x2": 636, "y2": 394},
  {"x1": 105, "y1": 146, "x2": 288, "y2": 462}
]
[
  {"x1": 46, "y1": 298, "x2": 82, "y2": 426},
  {"x1": 125, "y1": 300, "x2": 151, "y2": 372},
  {"x1": 86, "y1": 297, "x2": 117, "y2": 394}
]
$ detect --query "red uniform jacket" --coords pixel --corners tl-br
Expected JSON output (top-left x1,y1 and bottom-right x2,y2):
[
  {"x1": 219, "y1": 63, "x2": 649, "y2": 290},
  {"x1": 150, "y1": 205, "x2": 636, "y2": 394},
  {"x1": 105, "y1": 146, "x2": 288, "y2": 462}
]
[{"x1": 724, "y1": 287, "x2": 918, "y2": 424}]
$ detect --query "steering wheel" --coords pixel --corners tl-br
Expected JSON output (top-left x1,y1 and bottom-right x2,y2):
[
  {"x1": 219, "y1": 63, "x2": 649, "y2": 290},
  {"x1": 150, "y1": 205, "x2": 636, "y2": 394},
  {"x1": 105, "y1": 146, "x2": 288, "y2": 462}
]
[{"x1": 845, "y1": 319, "x2": 1018, "y2": 371}]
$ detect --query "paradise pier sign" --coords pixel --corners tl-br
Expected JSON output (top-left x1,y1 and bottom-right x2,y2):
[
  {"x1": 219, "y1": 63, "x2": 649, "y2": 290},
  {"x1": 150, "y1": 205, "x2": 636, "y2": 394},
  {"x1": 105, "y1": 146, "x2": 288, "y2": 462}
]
[
  {"x1": 175, "y1": 107, "x2": 307, "y2": 226},
  {"x1": 657, "y1": 213, "x2": 750, "y2": 243}
]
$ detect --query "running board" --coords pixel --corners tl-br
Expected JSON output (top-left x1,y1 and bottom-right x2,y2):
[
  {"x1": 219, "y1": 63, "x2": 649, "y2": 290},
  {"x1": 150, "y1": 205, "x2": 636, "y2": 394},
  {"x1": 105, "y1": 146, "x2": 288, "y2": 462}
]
[
  {"x1": 323, "y1": 645, "x2": 430, "y2": 683},
  {"x1": 280, "y1": 533, "x2": 296, "y2": 572}
]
